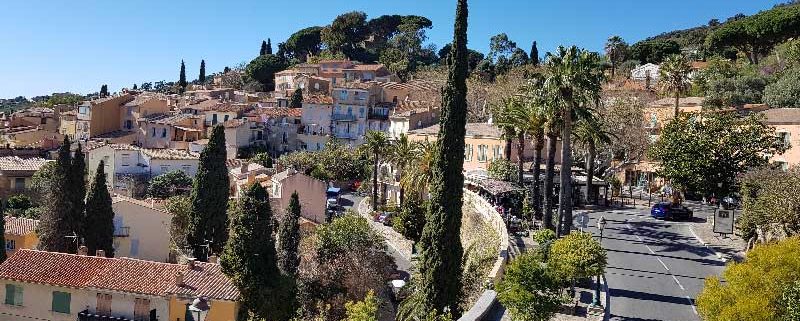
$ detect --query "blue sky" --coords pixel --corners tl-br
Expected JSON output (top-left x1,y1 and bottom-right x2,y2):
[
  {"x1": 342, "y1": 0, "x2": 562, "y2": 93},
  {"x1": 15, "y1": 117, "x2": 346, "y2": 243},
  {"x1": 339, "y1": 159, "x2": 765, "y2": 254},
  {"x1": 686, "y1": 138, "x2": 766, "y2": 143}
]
[{"x1": 0, "y1": 0, "x2": 782, "y2": 98}]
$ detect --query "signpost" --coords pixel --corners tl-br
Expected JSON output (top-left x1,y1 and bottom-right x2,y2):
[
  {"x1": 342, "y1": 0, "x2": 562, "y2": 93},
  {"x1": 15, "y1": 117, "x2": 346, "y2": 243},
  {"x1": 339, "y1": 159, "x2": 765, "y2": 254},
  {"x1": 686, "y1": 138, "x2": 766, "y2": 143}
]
[{"x1": 713, "y1": 209, "x2": 735, "y2": 235}]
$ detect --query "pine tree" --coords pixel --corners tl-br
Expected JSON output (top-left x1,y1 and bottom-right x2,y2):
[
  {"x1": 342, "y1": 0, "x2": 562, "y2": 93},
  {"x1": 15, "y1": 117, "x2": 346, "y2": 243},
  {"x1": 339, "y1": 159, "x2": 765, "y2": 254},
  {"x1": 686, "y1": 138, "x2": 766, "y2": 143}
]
[
  {"x1": 266, "y1": 38, "x2": 273, "y2": 55},
  {"x1": 277, "y1": 191, "x2": 301, "y2": 275},
  {"x1": 37, "y1": 137, "x2": 76, "y2": 253},
  {"x1": 290, "y1": 88, "x2": 303, "y2": 108},
  {"x1": 69, "y1": 143, "x2": 86, "y2": 239},
  {"x1": 84, "y1": 161, "x2": 115, "y2": 257},
  {"x1": 188, "y1": 125, "x2": 230, "y2": 260},
  {"x1": 220, "y1": 183, "x2": 293, "y2": 319},
  {"x1": 179, "y1": 60, "x2": 188, "y2": 90},
  {"x1": 418, "y1": 0, "x2": 468, "y2": 315},
  {"x1": 132, "y1": 83, "x2": 138, "y2": 90},
  {"x1": 260, "y1": 40, "x2": 268, "y2": 56},
  {"x1": 199, "y1": 59, "x2": 206, "y2": 83},
  {"x1": 530, "y1": 41, "x2": 540, "y2": 66},
  {"x1": 100, "y1": 85, "x2": 108, "y2": 97}
]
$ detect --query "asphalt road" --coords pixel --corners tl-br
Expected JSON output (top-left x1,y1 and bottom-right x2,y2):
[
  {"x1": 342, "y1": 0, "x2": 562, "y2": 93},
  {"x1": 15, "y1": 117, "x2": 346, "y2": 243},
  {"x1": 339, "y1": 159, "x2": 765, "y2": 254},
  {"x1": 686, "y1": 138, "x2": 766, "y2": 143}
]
[{"x1": 580, "y1": 205, "x2": 725, "y2": 321}]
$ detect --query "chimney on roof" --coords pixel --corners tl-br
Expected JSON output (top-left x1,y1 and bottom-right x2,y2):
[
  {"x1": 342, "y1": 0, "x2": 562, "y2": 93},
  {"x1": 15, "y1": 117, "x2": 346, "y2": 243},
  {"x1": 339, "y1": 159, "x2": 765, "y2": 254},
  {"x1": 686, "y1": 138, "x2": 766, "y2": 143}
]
[
  {"x1": 175, "y1": 271, "x2": 185, "y2": 287},
  {"x1": 187, "y1": 258, "x2": 196, "y2": 270},
  {"x1": 240, "y1": 161, "x2": 250, "y2": 175},
  {"x1": 78, "y1": 246, "x2": 88, "y2": 256},
  {"x1": 96, "y1": 250, "x2": 105, "y2": 257},
  {"x1": 208, "y1": 255, "x2": 219, "y2": 264}
]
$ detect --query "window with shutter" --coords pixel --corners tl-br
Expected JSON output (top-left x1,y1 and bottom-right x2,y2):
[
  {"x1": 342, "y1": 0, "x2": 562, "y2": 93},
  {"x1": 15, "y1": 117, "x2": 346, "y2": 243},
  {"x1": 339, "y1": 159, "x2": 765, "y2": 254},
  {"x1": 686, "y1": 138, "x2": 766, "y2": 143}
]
[
  {"x1": 5, "y1": 284, "x2": 23, "y2": 306},
  {"x1": 96, "y1": 293, "x2": 112, "y2": 315},
  {"x1": 134, "y1": 298, "x2": 151, "y2": 321},
  {"x1": 51, "y1": 291, "x2": 70, "y2": 314}
]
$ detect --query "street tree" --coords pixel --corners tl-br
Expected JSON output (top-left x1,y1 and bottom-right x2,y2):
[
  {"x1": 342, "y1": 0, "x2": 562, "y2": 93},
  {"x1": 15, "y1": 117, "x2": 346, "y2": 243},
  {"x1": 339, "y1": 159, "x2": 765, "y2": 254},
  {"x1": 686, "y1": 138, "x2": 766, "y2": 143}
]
[
  {"x1": 697, "y1": 236, "x2": 800, "y2": 321},
  {"x1": 83, "y1": 161, "x2": 114, "y2": 257},
  {"x1": 573, "y1": 116, "x2": 614, "y2": 204},
  {"x1": 417, "y1": 0, "x2": 468, "y2": 315},
  {"x1": 277, "y1": 192, "x2": 301, "y2": 275},
  {"x1": 548, "y1": 232, "x2": 607, "y2": 287},
  {"x1": 648, "y1": 113, "x2": 785, "y2": 199},
  {"x1": 659, "y1": 54, "x2": 692, "y2": 118},
  {"x1": 496, "y1": 253, "x2": 563, "y2": 321},
  {"x1": 364, "y1": 131, "x2": 389, "y2": 210},
  {"x1": 188, "y1": 125, "x2": 230, "y2": 260},
  {"x1": 387, "y1": 133, "x2": 420, "y2": 205},
  {"x1": 220, "y1": 183, "x2": 293, "y2": 320}
]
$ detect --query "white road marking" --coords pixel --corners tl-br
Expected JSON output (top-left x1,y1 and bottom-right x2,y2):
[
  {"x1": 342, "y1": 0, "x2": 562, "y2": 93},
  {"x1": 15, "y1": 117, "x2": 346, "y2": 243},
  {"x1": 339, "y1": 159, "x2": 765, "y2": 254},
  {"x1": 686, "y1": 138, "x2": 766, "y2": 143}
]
[
  {"x1": 687, "y1": 296, "x2": 698, "y2": 315},
  {"x1": 656, "y1": 258, "x2": 670, "y2": 271},
  {"x1": 671, "y1": 275, "x2": 685, "y2": 290},
  {"x1": 644, "y1": 244, "x2": 656, "y2": 254}
]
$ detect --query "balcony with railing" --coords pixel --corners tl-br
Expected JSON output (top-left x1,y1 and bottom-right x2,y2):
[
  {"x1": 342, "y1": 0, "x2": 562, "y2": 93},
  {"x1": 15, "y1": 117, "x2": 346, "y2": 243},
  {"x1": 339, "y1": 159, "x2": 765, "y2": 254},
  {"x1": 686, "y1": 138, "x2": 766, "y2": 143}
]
[
  {"x1": 368, "y1": 111, "x2": 389, "y2": 121},
  {"x1": 113, "y1": 226, "x2": 130, "y2": 237},
  {"x1": 332, "y1": 113, "x2": 357, "y2": 122},
  {"x1": 77, "y1": 309, "x2": 150, "y2": 321}
]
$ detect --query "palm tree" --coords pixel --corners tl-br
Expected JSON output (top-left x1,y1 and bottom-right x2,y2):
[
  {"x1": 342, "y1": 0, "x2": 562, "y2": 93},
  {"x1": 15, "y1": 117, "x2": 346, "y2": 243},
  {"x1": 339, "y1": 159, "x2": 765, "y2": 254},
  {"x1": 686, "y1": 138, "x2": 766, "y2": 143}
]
[
  {"x1": 387, "y1": 134, "x2": 421, "y2": 206},
  {"x1": 519, "y1": 75, "x2": 547, "y2": 219},
  {"x1": 543, "y1": 46, "x2": 604, "y2": 236},
  {"x1": 604, "y1": 36, "x2": 628, "y2": 79},
  {"x1": 542, "y1": 118, "x2": 560, "y2": 231},
  {"x1": 400, "y1": 140, "x2": 437, "y2": 200},
  {"x1": 494, "y1": 97, "x2": 525, "y2": 184},
  {"x1": 365, "y1": 130, "x2": 389, "y2": 210},
  {"x1": 573, "y1": 115, "x2": 614, "y2": 205},
  {"x1": 659, "y1": 54, "x2": 692, "y2": 118}
]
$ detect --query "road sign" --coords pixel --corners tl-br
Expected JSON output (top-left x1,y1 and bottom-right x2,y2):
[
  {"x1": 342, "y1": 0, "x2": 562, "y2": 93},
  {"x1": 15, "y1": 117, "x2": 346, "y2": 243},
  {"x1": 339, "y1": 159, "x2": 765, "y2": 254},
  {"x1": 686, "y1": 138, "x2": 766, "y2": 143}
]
[{"x1": 713, "y1": 209, "x2": 735, "y2": 234}]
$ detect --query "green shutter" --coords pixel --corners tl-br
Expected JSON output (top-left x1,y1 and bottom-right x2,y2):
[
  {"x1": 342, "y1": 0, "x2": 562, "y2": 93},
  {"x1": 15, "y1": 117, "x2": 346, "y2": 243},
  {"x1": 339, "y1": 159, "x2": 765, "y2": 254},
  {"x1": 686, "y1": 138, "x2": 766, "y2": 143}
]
[
  {"x1": 5, "y1": 284, "x2": 14, "y2": 305},
  {"x1": 51, "y1": 291, "x2": 70, "y2": 313},
  {"x1": 14, "y1": 285, "x2": 22, "y2": 306}
]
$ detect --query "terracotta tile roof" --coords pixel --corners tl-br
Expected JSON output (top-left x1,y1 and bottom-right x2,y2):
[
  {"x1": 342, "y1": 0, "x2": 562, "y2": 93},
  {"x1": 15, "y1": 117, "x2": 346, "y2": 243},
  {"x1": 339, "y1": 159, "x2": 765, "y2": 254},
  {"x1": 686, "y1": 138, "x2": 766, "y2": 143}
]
[
  {"x1": 248, "y1": 107, "x2": 302, "y2": 118},
  {"x1": 374, "y1": 80, "x2": 442, "y2": 92},
  {"x1": 304, "y1": 95, "x2": 333, "y2": 105},
  {"x1": 393, "y1": 101, "x2": 438, "y2": 117},
  {"x1": 650, "y1": 97, "x2": 705, "y2": 107},
  {"x1": 334, "y1": 82, "x2": 375, "y2": 90},
  {"x1": 0, "y1": 250, "x2": 115, "y2": 288},
  {"x1": 408, "y1": 123, "x2": 503, "y2": 138},
  {"x1": 141, "y1": 148, "x2": 199, "y2": 160},
  {"x1": 144, "y1": 113, "x2": 195, "y2": 125},
  {"x1": 4, "y1": 216, "x2": 39, "y2": 236},
  {"x1": 760, "y1": 108, "x2": 800, "y2": 125},
  {"x1": 222, "y1": 119, "x2": 247, "y2": 128},
  {"x1": 0, "y1": 156, "x2": 50, "y2": 172},
  {"x1": 344, "y1": 64, "x2": 386, "y2": 71},
  {"x1": 0, "y1": 250, "x2": 239, "y2": 301},
  {"x1": 112, "y1": 195, "x2": 170, "y2": 214}
]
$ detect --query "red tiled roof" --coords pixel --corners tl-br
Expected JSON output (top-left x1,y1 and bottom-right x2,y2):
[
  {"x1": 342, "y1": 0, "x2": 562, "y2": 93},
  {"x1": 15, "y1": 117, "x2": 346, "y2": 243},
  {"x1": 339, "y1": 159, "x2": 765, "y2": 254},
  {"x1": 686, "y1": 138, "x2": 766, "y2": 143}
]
[
  {"x1": 0, "y1": 250, "x2": 240, "y2": 301},
  {"x1": 248, "y1": 107, "x2": 302, "y2": 118},
  {"x1": 304, "y1": 95, "x2": 333, "y2": 105},
  {"x1": 4, "y1": 216, "x2": 39, "y2": 236}
]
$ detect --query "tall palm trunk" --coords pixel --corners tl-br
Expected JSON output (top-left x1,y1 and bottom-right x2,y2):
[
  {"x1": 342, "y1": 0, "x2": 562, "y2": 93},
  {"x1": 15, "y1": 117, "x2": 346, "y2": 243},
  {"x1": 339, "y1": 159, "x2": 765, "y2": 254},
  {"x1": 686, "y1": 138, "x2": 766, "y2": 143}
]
[
  {"x1": 532, "y1": 132, "x2": 544, "y2": 220},
  {"x1": 516, "y1": 132, "x2": 525, "y2": 184},
  {"x1": 674, "y1": 91, "x2": 680, "y2": 118},
  {"x1": 557, "y1": 104, "x2": 574, "y2": 237},
  {"x1": 586, "y1": 140, "x2": 596, "y2": 205},
  {"x1": 372, "y1": 151, "x2": 379, "y2": 210},
  {"x1": 543, "y1": 132, "x2": 558, "y2": 231},
  {"x1": 504, "y1": 137, "x2": 513, "y2": 160}
]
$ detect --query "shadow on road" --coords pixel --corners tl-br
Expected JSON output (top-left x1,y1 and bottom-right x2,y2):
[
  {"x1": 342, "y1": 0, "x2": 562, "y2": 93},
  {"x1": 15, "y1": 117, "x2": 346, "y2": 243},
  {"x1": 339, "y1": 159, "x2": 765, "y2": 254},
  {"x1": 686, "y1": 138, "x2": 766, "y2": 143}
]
[
  {"x1": 608, "y1": 288, "x2": 693, "y2": 306},
  {"x1": 605, "y1": 248, "x2": 725, "y2": 267}
]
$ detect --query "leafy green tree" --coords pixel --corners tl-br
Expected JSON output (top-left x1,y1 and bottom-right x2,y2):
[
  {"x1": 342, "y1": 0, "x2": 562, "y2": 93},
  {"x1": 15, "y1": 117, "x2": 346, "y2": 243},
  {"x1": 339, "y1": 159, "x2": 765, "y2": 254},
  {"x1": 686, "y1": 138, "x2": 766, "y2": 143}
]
[
  {"x1": 281, "y1": 26, "x2": 323, "y2": 61},
  {"x1": 277, "y1": 192, "x2": 301, "y2": 275},
  {"x1": 530, "y1": 41, "x2": 540, "y2": 66},
  {"x1": 188, "y1": 125, "x2": 230, "y2": 260},
  {"x1": 364, "y1": 131, "x2": 389, "y2": 210},
  {"x1": 392, "y1": 196, "x2": 426, "y2": 243},
  {"x1": 544, "y1": 46, "x2": 604, "y2": 236},
  {"x1": 321, "y1": 11, "x2": 370, "y2": 60},
  {"x1": 648, "y1": 113, "x2": 785, "y2": 198},
  {"x1": 496, "y1": 253, "x2": 563, "y2": 321},
  {"x1": 706, "y1": 5, "x2": 800, "y2": 64},
  {"x1": 290, "y1": 88, "x2": 303, "y2": 108},
  {"x1": 738, "y1": 167, "x2": 800, "y2": 243},
  {"x1": 605, "y1": 36, "x2": 628, "y2": 79},
  {"x1": 629, "y1": 40, "x2": 680, "y2": 64},
  {"x1": 83, "y1": 161, "x2": 114, "y2": 257},
  {"x1": 764, "y1": 68, "x2": 800, "y2": 108},
  {"x1": 418, "y1": 0, "x2": 468, "y2": 315},
  {"x1": 487, "y1": 159, "x2": 517, "y2": 182},
  {"x1": 147, "y1": 170, "x2": 192, "y2": 199},
  {"x1": 387, "y1": 134, "x2": 420, "y2": 205},
  {"x1": 400, "y1": 140, "x2": 436, "y2": 200},
  {"x1": 250, "y1": 152, "x2": 272, "y2": 168},
  {"x1": 548, "y1": 232, "x2": 607, "y2": 285},
  {"x1": 705, "y1": 71, "x2": 768, "y2": 108},
  {"x1": 5, "y1": 194, "x2": 33, "y2": 216},
  {"x1": 344, "y1": 291, "x2": 378, "y2": 321},
  {"x1": 509, "y1": 48, "x2": 529, "y2": 67},
  {"x1": 245, "y1": 54, "x2": 288, "y2": 91},
  {"x1": 260, "y1": 40, "x2": 268, "y2": 56},
  {"x1": 659, "y1": 54, "x2": 692, "y2": 118},
  {"x1": 37, "y1": 137, "x2": 78, "y2": 253},
  {"x1": 697, "y1": 236, "x2": 800, "y2": 321},
  {"x1": 179, "y1": 60, "x2": 187, "y2": 90},
  {"x1": 220, "y1": 183, "x2": 293, "y2": 320},
  {"x1": 573, "y1": 116, "x2": 613, "y2": 204},
  {"x1": 199, "y1": 59, "x2": 206, "y2": 83},
  {"x1": 165, "y1": 195, "x2": 191, "y2": 253},
  {"x1": 780, "y1": 280, "x2": 800, "y2": 321},
  {"x1": 489, "y1": 33, "x2": 517, "y2": 61}
]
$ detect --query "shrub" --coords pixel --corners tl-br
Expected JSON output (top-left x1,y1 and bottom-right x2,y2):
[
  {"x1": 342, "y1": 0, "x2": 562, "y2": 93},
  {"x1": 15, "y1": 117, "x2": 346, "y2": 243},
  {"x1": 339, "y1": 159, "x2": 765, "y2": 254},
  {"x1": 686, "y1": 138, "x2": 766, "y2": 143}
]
[{"x1": 496, "y1": 253, "x2": 563, "y2": 321}]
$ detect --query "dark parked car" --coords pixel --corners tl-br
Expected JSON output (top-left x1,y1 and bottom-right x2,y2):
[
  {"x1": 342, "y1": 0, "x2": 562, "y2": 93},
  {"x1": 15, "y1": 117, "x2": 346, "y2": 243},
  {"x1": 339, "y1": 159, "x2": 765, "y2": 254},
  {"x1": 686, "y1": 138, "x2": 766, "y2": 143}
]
[{"x1": 651, "y1": 202, "x2": 693, "y2": 220}]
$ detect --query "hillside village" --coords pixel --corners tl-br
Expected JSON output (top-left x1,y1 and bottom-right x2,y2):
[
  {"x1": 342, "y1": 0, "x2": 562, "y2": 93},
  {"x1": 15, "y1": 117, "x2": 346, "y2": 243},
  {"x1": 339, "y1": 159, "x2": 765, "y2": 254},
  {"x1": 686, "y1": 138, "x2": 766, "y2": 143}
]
[{"x1": 1, "y1": 1, "x2": 800, "y2": 321}]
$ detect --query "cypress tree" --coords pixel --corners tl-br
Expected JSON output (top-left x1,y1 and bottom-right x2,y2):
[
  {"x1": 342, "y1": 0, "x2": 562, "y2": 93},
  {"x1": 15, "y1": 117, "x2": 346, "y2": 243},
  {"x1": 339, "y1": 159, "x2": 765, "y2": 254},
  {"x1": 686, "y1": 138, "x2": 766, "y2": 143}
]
[
  {"x1": 266, "y1": 38, "x2": 273, "y2": 55},
  {"x1": 277, "y1": 191, "x2": 301, "y2": 275},
  {"x1": 37, "y1": 137, "x2": 75, "y2": 253},
  {"x1": 418, "y1": 0, "x2": 468, "y2": 316},
  {"x1": 100, "y1": 85, "x2": 108, "y2": 97},
  {"x1": 531, "y1": 41, "x2": 540, "y2": 66},
  {"x1": 260, "y1": 40, "x2": 267, "y2": 56},
  {"x1": 132, "y1": 83, "x2": 138, "y2": 90},
  {"x1": 84, "y1": 161, "x2": 114, "y2": 257},
  {"x1": 0, "y1": 215, "x2": 6, "y2": 263},
  {"x1": 188, "y1": 125, "x2": 230, "y2": 260},
  {"x1": 199, "y1": 59, "x2": 206, "y2": 83},
  {"x1": 220, "y1": 183, "x2": 292, "y2": 319},
  {"x1": 179, "y1": 60, "x2": 188, "y2": 90},
  {"x1": 290, "y1": 88, "x2": 303, "y2": 108},
  {"x1": 70, "y1": 143, "x2": 86, "y2": 239}
]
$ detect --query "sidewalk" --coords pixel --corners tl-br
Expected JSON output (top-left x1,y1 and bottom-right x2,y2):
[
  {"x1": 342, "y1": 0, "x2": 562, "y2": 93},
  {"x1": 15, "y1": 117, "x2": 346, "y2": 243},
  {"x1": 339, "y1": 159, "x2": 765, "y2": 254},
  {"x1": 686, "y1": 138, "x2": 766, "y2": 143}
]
[
  {"x1": 356, "y1": 198, "x2": 414, "y2": 262},
  {"x1": 688, "y1": 215, "x2": 747, "y2": 263}
]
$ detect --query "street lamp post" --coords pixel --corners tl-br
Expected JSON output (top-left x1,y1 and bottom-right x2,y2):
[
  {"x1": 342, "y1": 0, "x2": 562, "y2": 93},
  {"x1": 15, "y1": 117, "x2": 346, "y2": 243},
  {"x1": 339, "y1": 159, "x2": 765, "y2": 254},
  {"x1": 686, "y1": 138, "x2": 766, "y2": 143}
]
[
  {"x1": 188, "y1": 296, "x2": 210, "y2": 321},
  {"x1": 592, "y1": 216, "x2": 607, "y2": 307}
]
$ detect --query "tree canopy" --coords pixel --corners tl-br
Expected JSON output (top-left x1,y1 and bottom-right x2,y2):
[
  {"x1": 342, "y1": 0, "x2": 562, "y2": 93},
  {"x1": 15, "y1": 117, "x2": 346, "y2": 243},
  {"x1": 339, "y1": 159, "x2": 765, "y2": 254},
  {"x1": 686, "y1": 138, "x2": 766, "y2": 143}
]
[
  {"x1": 496, "y1": 253, "x2": 563, "y2": 321},
  {"x1": 706, "y1": 4, "x2": 800, "y2": 64},
  {"x1": 629, "y1": 40, "x2": 681, "y2": 64}
]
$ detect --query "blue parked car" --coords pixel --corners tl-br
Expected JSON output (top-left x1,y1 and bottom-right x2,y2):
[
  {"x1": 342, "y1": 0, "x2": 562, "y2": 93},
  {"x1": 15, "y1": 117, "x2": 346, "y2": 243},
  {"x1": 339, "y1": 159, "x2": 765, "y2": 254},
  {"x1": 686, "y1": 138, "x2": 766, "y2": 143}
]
[{"x1": 651, "y1": 202, "x2": 693, "y2": 220}]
